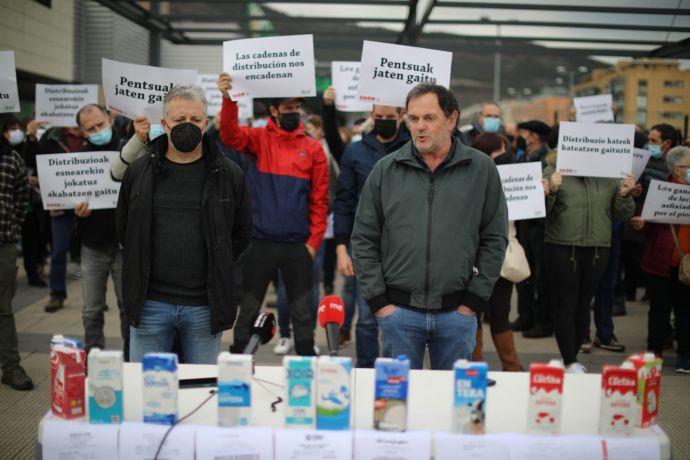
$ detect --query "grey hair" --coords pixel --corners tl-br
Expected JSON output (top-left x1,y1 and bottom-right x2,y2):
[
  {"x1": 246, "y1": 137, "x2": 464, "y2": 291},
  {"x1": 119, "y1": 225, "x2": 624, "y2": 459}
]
[
  {"x1": 163, "y1": 84, "x2": 208, "y2": 115},
  {"x1": 666, "y1": 146, "x2": 690, "y2": 172}
]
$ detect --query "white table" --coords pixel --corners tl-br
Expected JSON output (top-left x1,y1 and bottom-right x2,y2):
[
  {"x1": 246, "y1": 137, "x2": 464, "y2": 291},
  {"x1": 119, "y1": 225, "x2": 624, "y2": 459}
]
[{"x1": 37, "y1": 363, "x2": 671, "y2": 459}]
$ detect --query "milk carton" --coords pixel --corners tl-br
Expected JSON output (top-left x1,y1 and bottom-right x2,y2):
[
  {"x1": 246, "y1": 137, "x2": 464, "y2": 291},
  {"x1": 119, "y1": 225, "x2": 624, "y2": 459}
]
[
  {"x1": 452, "y1": 360, "x2": 488, "y2": 434},
  {"x1": 283, "y1": 356, "x2": 316, "y2": 429},
  {"x1": 87, "y1": 349, "x2": 123, "y2": 424},
  {"x1": 527, "y1": 359, "x2": 564, "y2": 434},
  {"x1": 218, "y1": 352, "x2": 253, "y2": 427},
  {"x1": 316, "y1": 356, "x2": 352, "y2": 430},
  {"x1": 50, "y1": 344, "x2": 86, "y2": 419},
  {"x1": 373, "y1": 355, "x2": 410, "y2": 432},
  {"x1": 50, "y1": 334, "x2": 83, "y2": 349},
  {"x1": 599, "y1": 363, "x2": 637, "y2": 436},
  {"x1": 142, "y1": 353, "x2": 178, "y2": 425},
  {"x1": 626, "y1": 352, "x2": 663, "y2": 428}
]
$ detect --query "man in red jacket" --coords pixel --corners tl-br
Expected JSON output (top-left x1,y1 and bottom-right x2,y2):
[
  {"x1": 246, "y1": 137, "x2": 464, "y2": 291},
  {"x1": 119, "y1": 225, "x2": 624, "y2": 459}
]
[{"x1": 217, "y1": 73, "x2": 329, "y2": 356}]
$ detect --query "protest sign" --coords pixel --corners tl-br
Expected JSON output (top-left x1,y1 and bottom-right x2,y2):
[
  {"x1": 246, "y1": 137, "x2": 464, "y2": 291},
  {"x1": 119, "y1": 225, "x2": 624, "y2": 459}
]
[
  {"x1": 641, "y1": 179, "x2": 690, "y2": 225},
  {"x1": 197, "y1": 74, "x2": 223, "y2": 116},
  {"x1": 497, "y1": 162, "x2": 546, "y2": 221},
  {"x1": 102, "y1": 58, "x2": 197, "y2": 122},
  {"x1": 573, "y1": 94, "x2": 614, "y2": 123},
  {"x1": 223, "y1": 34, "x2": 316, "y2": 99},
  {"x1": 357, "y1": 41, "x2": 452, "y2": 108},
  {"x1": 331, "y1": 61, "x2": 371, "y2": 112},
  {"x1": 632, "y1": 148, "x2": 652, "y2": 182},
  {"x1": 35, "y1": 84, "x2": 99, "y2": 127},
  {"x1": 36, "y1": 151, "x2": 121, "y2": 210},
  {"x1": 556, "y1": 121, "x2": 634, "y2": 179},
  {"x1": 0, "y1": 51, "x2": 20, "y2": 113}
]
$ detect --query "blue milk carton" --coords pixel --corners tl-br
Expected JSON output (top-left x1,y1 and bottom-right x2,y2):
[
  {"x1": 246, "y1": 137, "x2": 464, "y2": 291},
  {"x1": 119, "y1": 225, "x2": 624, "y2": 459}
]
[
  {"x1": 316, "y1": 356, "x2": 352, "y2": 430},
  {"x1": 283, "y1": 356, "x2": 316, "y2": 429},
  {"x1": 87, "y1": 348, "x2": 123, "y2": 424},
  {"x1": 452, "y1": 360, "x2": 489, "y2": 434},
  {"x1": 373, "y1": 355, "x2": 410, "y2": 432},
  {"x1": 217, "y1": 352, "x2": 253, "y2": 427},
  {"x1": 142, "y1": 353, "x2": 178, "y2": 425}
]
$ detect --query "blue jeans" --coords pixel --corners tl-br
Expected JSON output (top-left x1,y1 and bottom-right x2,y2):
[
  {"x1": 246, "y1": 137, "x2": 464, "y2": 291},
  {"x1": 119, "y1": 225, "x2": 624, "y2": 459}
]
[
  {"x1": 49, "y1": 214, "x2": 74, "y2": 301},
  {"x1": 376, "y1": 306, "x2": 477, "y2": 370},
  {"x1": 593, "y1": 222, "x2": 621, "y2": 342},
  {"x1": 342, "y1": 276, "x2": 379, "y2": 368},
  {"x1": 129, "y1": 300, "x2": 221, "y2": 364}
]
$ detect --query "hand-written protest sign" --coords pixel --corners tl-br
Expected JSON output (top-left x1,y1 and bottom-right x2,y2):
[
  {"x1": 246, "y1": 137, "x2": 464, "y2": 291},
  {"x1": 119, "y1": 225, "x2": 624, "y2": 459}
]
[
  {"x1": 0, "y1": 51, "x2": 20, "y2": 113},
  {"x1": 102, "y1": 58, "x2": 198, "y2": 122},
  {"x1": 556, "y1": 121, "x2": 634, "y2": 179},
  {"x1": 497, "y1": 162, "x2": 546, "y2": 221},
  {"x1": 641, "y1": 179, "x2": 690, "y2": 225},
  {"x1": 35, "y1": 84, "x2": 99, "y2": 127},
  {"x1": 331, "y1": 61, "x2": 371, "y2": 112},
  {"x1": 632, "y1": 148, "x2": 652, "y2": 182},
  {"x1": 223, "y1": 34, "x2": 316, "y2": 100},
  {"x1": 357, "y1": 41, "x2": 452, "y2": 108},
  {"x1": 573, "y1": 94, "x2": 614, "y2": 123},
  {"x1": 197, "y1": 74, "x2": 223, "y2": 116},
  {"x1": 36, "y1": 151, "x2": 121, "y2": 210}
]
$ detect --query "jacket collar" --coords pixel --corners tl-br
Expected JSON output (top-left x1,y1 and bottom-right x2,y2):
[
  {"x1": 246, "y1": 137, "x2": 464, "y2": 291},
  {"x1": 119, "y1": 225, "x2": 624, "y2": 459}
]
[{"x1": 393, "y1": 136, "x2": 472, "y2": 171}]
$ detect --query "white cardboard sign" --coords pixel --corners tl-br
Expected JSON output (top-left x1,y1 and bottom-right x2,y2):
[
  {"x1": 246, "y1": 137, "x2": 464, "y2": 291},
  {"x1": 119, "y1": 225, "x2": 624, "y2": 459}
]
[
  {"x1": 331, "y1": 61, "x2": 371, "y2": 112},
  {"x1": 274, "y1": 429, "x2": 353, "y2": 460},
  {"x1": 573, "y1": 94, "x2": 614, "y2": 123},
  {"x1": 0, "y1": 51, "x2": 20, "y2": 113},
  {"x1": 197, "y1": 74, "x2": 223, "y2": 116},
  {"x1": 632, "y1": 148, "x2": 652, "y2": 182},
  {"x1": 223, "y1": 34, "x2": 316, "y2": 100},
  {"x1": 357, "y1": 41, "x2": 452, "y2": 108},
  {"x1": 641, "y1": 179, "x2": 690, "y2": 225},
  {"x1": 35, "y1": 84, "x2": 99, "y2": 127},
  {"x1": 43, "y1": 419, "x2": 119, "y2": 460},
  {"x1": 118, "y1": 422, "x2": 195, "y2": 460},
  {"x1": 102, "y1": 58, "x2": 198, "y2": 122},
  {"x1": 353, "y1": 430, "x2": 431, "y2": 460},
  {"x1": 497, "y1": 162, "x2": 546, "y2": 221},
  {"x1": 36, "y1": 151, "x2": 121, "y2": 210},
  {"x1": 556, "y1": 121, "x2": 634, "y2": 179},
  {"x1": 196, "y1": 426, "x2": 273, "y2": 460}
]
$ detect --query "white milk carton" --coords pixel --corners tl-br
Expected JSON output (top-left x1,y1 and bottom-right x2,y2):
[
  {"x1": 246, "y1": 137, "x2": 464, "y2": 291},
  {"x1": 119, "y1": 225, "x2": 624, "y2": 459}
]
[
  {"x1": 599, "y1": 363, "x2": 637, "y2": 436},
  {"x1": 218, "y1": 352, "x2": 253, "y2": 427},
  {"x1": 142, "y1": 353, "x2": 178, "y2": 425},
  {"x1": 527, "y1": 359, "x2": 564, "y2": 434},
  {"x1": 283, "y1": 356, "x2": 316, "y2": 429},
  {"x1": 87, "y1": 349, "x2": 123, "y2": 424},
  {"x1": 316, "y1": 356, "x2": 352, "y2": 430},
  {"x1": 373, "y1": 355, "x2": 410, "y2": 432},
  {"x1": 452, "y1": 360, "x2": 488, "y2": 434}
]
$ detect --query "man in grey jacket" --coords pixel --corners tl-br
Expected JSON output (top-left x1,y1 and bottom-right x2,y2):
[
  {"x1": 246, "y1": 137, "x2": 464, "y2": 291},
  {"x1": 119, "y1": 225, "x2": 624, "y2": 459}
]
[{"x1": 351, "y1": 83, "x2": 508, "y2": 370}]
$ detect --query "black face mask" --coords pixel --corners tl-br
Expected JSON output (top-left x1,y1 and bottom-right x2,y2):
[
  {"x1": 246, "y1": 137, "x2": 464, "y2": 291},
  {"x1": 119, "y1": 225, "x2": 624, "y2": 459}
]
[
  {"x1": 374, "y1": 118, "x2": 398, "y2": 139},
  {"x1": 279, "y1": 112, "x2": 300, "y2": 132},
  {"x1": 169, "y1": 122, "x2": 202, "y2": 153},
  {"x1": 516, "y1": 136, "x2": 527, "y2": 152}
]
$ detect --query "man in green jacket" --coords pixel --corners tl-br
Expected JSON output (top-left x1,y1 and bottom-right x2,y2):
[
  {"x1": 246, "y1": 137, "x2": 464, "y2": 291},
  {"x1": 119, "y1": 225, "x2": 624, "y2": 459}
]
[{"x1": 351, "y1": 84, "x2": 508, "y2": 370}]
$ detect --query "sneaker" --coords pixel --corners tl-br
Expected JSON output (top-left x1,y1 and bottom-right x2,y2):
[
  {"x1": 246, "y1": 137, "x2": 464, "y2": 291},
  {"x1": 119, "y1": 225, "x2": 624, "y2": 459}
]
[
  {"x1": 1, "y1": 365, "x2": 34, "y2": 391},
  {"x1": 522, "y1": 324, "x2": 553, "y2": 339},
  {"x1": 594, "y1": 335, "x2": 626, "y2": 352},
  {"x1": 675, "y1": 356, "x2": 690, "y2": 374},
  {"x1": 339, "y1": 331, "x2": 351, "y2": 346},
  {"x1": 566, "y1": 362, "x2": 588, "y2": 374},
  {"x1": 273, "y1": 337, "x2": 292, "y2": 355},
  {"x1": 44, "y1": 298, "x2": 64, "y2": 313},
  {"x1": 580, "y1": 337, "x2": 592, "y2": 354}
]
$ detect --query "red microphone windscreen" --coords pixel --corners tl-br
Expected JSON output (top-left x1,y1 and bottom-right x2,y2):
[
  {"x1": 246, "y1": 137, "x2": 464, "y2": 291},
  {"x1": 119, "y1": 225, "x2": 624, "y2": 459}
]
[{"x1": 318, "y1": 295, "x2": 345, "y2": 328}]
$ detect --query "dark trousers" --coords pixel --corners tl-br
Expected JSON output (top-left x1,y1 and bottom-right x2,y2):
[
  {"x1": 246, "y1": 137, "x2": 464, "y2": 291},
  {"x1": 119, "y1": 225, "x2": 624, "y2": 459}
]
[
  {"x1": 646, "y1": 270, "x2": 690, "y2": 358},
  {"x1": 487, "y1": 277, "x2": 513, "y2": 335},
  {"x1": 322, "y1": 238, "x2": 337, "y2": 290},
  {"x1": 21, "y1": 208, "x2": 48, "y2": 282},
  {"x1": 0, "y1": 244, "x2": 20, "y2": 371},
  {"x1": 235, "y1": 239, "x2": 315, "y2": 355},
  {"x1": 546, "y1": 243, "x2": 609, "y2": 365},
  {"x1": 622, "y1": 239, "x2": 645, "y2": 299},
  {"x1": 516, "y1": 220, "x2": 550, "y2": 327},
  {"x1": 592, "y1": 223, "x2": 621, "y2": 341},
  {"x1": 49, "y1": 214, "x2": 74, "y2": 301}
]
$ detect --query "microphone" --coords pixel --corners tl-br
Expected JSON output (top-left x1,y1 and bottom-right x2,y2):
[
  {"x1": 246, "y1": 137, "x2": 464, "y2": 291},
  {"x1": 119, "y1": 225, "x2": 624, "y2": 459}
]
[
  {"x1": 242, "y1": 312, "x2": 276, "y2": 355},
  {"x1": 318, "y1": 295, "x2": 345, "y2": 356}
]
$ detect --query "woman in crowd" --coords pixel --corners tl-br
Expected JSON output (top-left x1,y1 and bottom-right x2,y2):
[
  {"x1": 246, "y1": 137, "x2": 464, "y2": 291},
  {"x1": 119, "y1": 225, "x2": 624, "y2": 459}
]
[
  {"x1": 543, "y1": 150, "x2": 635, "y2": 373},
  {"x1": 632, "y1": 146, "x2": 690, "y2": 374},
  {"x1": 470, "y1": 132, "x2": 525, "y2": 371}
]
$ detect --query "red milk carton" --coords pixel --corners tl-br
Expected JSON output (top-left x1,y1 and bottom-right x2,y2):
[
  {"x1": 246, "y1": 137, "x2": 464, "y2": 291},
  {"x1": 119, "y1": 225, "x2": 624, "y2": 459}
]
[
  {"x1": 626, "y1": 352, "x2": 663, "y2": 428},
  {"x1": 50, "y1": 345, "x2": 86, "y2": 419},
  {"x1": 599, "y1": 363, "x2": 637, "y2": 436},
  {"x1": 527, "y1": 359, "x2": 564, "y2": 434}
]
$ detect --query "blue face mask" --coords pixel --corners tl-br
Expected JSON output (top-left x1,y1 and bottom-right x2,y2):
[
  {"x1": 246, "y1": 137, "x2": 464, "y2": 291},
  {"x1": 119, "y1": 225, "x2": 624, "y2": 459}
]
[
  {"x1": 647, "y1": 144, "x2": 663, "y2": 159},
  {"x1": 89, "y1": 127, "x2": 112, "y2": 146},
  {"x1": 482, "y1": 117, "x2": 501, "y2": 133},
  {"x1": 149, "y1": 124, "x2": 165, "y2": 141}
]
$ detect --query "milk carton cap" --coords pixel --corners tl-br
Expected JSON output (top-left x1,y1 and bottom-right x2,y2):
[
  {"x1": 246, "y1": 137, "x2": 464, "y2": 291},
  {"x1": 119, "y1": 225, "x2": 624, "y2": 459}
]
[
  {"x1": 396, "y1": 355, "x2": 409, "y2": 362},
  {"x1": 620, "y1": 361, "x2": 635, "y2": 370},
  {"x1": 547, "y1": 359, "x2": 564, "y2": 368}
]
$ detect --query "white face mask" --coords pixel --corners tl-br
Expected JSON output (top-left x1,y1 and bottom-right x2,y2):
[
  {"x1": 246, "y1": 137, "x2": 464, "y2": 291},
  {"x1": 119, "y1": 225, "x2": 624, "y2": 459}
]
[{"x1": 8, "y1": 129, "x2": 25, "y2": 145}]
